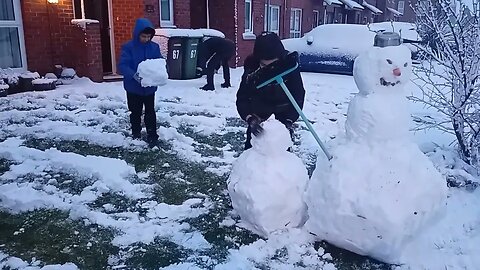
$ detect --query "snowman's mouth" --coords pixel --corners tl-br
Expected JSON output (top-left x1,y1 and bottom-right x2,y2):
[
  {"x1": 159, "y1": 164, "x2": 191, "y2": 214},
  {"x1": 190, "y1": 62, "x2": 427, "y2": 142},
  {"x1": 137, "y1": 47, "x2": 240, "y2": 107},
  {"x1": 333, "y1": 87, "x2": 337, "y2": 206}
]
[{"x1": 380, "y1": 77, "x2": 401, "y2": 87}]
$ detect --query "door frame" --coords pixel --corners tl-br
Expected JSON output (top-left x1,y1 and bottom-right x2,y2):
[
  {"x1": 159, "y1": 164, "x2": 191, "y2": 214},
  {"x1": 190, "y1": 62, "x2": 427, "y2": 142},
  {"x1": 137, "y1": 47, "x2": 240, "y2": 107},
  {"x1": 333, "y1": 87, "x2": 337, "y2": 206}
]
[
  {"x1": 107, "y1": 0, "x2": 116, "y2": 74},
  {"x1": 72, "y1": 0, "x2": 116, "y2": 74},
  {"x1": 0, "y1": 0, "x2": 28, "y2": 70}
]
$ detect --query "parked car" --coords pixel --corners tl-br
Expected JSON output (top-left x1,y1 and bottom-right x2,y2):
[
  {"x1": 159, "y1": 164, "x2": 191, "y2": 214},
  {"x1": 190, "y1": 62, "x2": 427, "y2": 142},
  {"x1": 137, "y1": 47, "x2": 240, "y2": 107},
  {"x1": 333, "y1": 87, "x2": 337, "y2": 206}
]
[{"x1": 282, "y1": 22, "x2": 421, "y2": 75}]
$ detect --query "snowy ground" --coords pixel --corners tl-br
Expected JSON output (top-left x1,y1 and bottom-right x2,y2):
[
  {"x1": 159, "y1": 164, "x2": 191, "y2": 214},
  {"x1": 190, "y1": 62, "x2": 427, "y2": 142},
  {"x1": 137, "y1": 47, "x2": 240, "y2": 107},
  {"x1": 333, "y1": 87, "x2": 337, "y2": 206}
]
[{"x1": 0, "y1": 69, "x2": 478, "y2": 269}]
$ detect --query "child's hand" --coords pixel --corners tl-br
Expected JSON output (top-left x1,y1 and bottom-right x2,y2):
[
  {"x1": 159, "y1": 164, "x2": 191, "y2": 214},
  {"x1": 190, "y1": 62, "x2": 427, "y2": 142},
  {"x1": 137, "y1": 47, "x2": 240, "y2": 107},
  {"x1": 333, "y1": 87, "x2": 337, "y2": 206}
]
[{"x1": 133, "y1": 72, "x2": 142, "y2": 83}]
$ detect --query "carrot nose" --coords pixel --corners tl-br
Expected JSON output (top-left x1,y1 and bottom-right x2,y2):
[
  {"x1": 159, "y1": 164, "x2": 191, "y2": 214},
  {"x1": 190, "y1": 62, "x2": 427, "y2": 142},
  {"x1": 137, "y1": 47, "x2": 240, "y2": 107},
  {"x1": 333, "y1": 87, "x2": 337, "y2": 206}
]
[{"x1": 393, "y1": 68, "x2": 402, "y2": 77}]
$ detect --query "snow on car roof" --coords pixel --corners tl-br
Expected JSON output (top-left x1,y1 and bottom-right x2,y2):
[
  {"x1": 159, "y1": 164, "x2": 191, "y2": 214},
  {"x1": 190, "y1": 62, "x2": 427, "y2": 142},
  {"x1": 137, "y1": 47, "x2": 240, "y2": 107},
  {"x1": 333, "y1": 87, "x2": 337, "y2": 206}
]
[{"x1": 282, "y1": 22, "x2": 420, "y2": 56}]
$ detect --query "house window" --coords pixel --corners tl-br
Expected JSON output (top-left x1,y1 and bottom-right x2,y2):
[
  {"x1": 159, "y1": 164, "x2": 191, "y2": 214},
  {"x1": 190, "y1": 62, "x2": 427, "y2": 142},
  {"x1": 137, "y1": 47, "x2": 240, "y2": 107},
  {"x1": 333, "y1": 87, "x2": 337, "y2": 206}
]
[
  {"x1": 0, "y1": 0, "x2": 25, "y2": 69},
  {"x1": 160, "y1": 0, "x2": 174, "y2": 26},
  {"x1": 290, "y1": 8, "x2": 302, "y2": 38},
  {"x1": 245, "y1": 0, "x2": 253, "y2": 33},
  {"x1": 264, "y1": 5, "x2": 280, "y2": 34},
  {"x1": 313, "y1": 10, "x2": 320, "y2": 27},
  {"x1": 398, "y1": 0, "x2": 405, "y2": 14}
]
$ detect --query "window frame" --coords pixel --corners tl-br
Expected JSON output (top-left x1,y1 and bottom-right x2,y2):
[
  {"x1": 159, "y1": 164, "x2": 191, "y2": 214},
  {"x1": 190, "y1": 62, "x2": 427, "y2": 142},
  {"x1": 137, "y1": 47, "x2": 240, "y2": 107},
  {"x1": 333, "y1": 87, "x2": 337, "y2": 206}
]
[
  {"x1": 160, "y1": 0, "x2": 174, "y2": 27},
  {"x1": 245, "y1": 0, "x2": 253, "y2": 33},
  {"x1": 0, "y1": 0, "x2": 27, "y2": 70},
  {"x1": 290, "y1": 8, "x2": 302, "y2": 38},
  {"x1": 397, "y1": 0, "x2": 405, "y2": 14},
  {"x1": 264, "y1": 4, "x2": 280, "y2": 34},
  {"x1": 313, "y1": 10, "x2": 320, "y2": 27}
]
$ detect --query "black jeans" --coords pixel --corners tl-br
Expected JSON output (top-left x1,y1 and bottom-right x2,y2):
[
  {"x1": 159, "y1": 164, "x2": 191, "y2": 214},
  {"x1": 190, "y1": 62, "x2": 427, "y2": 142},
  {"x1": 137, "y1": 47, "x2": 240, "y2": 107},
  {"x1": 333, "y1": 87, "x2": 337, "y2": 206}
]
[
  {"x1": 126, "y1": 92, "x2": 158, "y2": 139},
  {"x1": 206, "y1": 52, "x2": 233, "y2": 86}
]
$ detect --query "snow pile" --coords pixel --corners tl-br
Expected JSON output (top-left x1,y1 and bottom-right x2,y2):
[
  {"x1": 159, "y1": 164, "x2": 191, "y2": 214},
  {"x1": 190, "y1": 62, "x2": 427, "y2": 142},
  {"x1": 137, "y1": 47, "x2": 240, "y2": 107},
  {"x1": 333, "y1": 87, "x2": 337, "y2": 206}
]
[
  {"x1": 32, "y1": 79, "x2": 57, "y2": 85},
  {"x1": 0, "y1": 80, "x2": 8, "y2": 90},
  {"x1": 305, "y1": 45, "x2": 448, "y2": 263},
  {"x1": 0, "y1": 252, "x2": 78, "y2": 270},
  {"x1": 137, "y1": 58, "x2": 168, "y2": 87},
  {"x1": 0, "y1": 138, "x2": 145, "y2": 202},
  {"x1": 227, "y1": 119, "x2": 308, "y2": 237}
]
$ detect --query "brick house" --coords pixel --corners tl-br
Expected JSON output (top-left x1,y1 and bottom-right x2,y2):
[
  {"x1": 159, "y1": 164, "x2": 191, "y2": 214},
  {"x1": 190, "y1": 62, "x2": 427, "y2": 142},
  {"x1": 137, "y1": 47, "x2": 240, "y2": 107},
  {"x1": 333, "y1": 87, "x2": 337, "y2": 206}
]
[{"x1": 1, "y1": 0, "x2": 416, "y2": 82}]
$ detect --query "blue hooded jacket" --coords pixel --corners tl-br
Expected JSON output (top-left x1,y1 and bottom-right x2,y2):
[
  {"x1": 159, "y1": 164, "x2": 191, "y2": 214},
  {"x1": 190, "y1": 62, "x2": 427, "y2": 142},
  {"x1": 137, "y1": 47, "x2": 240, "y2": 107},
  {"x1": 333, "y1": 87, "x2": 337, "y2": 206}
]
[{"x1": 118, "y1": 18, "x2": 163, "y2": 96}]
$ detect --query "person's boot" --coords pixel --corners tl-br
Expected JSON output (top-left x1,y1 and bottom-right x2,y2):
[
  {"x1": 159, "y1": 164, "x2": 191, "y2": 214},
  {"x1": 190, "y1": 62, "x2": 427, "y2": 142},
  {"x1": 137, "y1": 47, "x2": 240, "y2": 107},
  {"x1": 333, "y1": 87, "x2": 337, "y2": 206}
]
[
  {"x1": 146, "y1": 133, "x2": 159, "y2": 148},
  {"x1": 200, "y1": 84, "x2": 215, "y2": 91},
  {"x1": 132, "y1": 132, "x2": 141, "y2": 140},
  {"x1": 221, "y1": 82, "x2": 231, "y2": 88}
]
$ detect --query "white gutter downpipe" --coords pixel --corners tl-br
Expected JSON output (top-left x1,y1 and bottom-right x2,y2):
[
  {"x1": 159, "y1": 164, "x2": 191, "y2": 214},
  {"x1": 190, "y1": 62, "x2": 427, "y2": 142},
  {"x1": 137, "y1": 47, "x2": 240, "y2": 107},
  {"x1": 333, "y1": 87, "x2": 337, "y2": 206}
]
[{"x1": 206, "y1": 0, "x2": 210, "y2": 28}]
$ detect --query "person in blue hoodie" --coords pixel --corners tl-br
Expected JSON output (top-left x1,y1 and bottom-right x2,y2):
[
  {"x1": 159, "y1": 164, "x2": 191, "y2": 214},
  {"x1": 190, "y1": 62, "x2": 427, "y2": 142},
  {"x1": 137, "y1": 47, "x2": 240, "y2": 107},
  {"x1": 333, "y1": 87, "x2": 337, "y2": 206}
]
[{"x1": 118, "y1": 18, "x2": 162, "y2": 146}]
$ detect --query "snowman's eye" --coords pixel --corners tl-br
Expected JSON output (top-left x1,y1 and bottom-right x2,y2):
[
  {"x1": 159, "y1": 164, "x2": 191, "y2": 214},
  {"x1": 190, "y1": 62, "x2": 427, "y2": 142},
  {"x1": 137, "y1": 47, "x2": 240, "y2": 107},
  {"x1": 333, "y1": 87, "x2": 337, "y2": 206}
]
[
  {"x1": 404, "y1": 62, "x2": 408, "y2": 67},
  {"x1": 387, "y1": 59, "x2": 393, "y2": 64}
]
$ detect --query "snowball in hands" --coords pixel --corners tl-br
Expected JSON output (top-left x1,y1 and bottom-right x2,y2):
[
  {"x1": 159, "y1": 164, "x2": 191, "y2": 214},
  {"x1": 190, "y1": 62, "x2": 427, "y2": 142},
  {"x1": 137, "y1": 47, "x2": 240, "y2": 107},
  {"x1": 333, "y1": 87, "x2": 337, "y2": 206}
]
[
  {"x1": 137, "y1": 59, "x2": 168, "y2": 87},
  {"x1": 227, "y1": 119, "x2": 308, "y2": 237},
  {"x1": 305, "y1": 45, "x2": 448, "y2": 263}
]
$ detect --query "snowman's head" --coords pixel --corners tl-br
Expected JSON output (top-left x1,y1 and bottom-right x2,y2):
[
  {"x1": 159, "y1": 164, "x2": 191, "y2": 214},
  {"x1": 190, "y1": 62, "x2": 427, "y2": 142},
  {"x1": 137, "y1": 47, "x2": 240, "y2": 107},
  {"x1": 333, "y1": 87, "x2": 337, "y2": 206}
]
[
  {"x1": 251, "y1": 118, "x2": 292, "y2": 155},
  {"x1": 353, "y1": 45, "x2": 412, "y2": 95}
]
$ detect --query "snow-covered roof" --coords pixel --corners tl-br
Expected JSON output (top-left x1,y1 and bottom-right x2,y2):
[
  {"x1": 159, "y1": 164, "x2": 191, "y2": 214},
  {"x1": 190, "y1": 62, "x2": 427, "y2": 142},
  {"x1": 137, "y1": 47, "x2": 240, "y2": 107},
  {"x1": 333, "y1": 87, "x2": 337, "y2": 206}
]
[
  {"x1": 155, "y1": 28, "x2": 204, "y2": 38},
  {"x1": 363, "y1": 1, "x2": 383, "y2": 14},
  {"x1": 387, "y1": 7, "x2": 403, "y2": 16},
  {"x1": 324, "y1": 0, "x2": 343, "y2": 6},
  {"x1": 339, "y1": 0, "x2": 364, "y2": 10}
]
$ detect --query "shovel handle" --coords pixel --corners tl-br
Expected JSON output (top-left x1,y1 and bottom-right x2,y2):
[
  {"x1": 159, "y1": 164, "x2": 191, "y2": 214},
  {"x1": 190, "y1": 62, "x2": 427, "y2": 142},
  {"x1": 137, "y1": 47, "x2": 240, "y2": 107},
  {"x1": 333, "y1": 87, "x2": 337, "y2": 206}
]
[{"x1": 277, "y1": 79, "x2": 333, "y2": 160}]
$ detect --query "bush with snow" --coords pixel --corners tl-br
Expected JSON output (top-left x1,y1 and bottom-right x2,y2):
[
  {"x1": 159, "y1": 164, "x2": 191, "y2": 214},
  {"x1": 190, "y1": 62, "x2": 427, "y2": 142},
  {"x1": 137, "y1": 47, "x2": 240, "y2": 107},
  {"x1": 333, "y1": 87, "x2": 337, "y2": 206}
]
[
  {"x1": 137, "y1": 59, "x2": 168, "y2": 87},
  {"x1": 227, "y1": 119, "x2": 308, "y2": 237},
  {"x1": 411, "y1": 0, "x2": 480, "y2": 165},
  {"x1": 305, "y1": 44, "x2": 448, "y2": 263}
]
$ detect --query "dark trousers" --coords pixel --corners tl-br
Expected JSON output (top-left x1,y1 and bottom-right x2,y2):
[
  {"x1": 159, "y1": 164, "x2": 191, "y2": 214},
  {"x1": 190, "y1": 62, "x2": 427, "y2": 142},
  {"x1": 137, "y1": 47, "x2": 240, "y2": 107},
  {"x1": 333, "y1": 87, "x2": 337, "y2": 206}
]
[
  {"x1": 244, "y1": 115, "x2": 295, "y2": 150},
  {"x1": 126, "y1": 92, "x2": 158, "y2": 139},
  {"x1": 206, "y1": 53, "x2": 233, "y2": 86}
]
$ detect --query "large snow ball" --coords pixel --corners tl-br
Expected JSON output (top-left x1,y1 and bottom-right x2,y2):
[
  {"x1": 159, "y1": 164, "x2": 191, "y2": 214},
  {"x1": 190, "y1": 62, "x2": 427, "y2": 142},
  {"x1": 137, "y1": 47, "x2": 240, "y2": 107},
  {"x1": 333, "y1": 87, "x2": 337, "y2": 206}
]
[
  {"x1": 227, "y1": 119, "x2": 309, "y2": 237},
  {"x1": 137, "y1": 58, "x2": 168, "y2": 87},
  {"x1": 353, "y1": 45, "x2": 412, "y2": 95},
  {"x1": 305, "y1": 141, "x2": 448, "y2": 263}
]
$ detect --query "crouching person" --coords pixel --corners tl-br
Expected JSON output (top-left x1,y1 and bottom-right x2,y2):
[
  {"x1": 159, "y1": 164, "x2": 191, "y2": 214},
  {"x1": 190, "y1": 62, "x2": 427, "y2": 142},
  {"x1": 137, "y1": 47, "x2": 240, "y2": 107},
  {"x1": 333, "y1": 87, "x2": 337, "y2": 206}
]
[
  {"x1": 118, "y1": 18, "x2": 163, "y2": 147},
  {"x1": 236, "y1": 32, "x2": 306, "y2": 150}
]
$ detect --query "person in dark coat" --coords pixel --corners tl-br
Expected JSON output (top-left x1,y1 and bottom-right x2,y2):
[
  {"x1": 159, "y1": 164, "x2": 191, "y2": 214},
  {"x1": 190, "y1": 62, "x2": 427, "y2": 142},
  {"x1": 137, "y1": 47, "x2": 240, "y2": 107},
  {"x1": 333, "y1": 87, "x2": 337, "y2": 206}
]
[
  {"x1": 197, "y1": 37, "x2": 235, "y2": 91},
  {"x1": 118, "y1": 18, "x2": 163, "y2": 146},
  {"x1": 236, "y1": 32, "x2": 306, "y2": 150}
]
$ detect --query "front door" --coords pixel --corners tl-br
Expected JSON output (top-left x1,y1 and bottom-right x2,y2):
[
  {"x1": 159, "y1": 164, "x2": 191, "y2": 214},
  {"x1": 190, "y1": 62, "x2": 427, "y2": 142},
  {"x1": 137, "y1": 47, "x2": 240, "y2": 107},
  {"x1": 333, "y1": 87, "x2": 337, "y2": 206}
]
[
  {"x1": 84, "y1": 0, "x2": 112, "y2": 74},
  {"x1": 0, "y1": 0, "x2": 27, "y2": 70}
]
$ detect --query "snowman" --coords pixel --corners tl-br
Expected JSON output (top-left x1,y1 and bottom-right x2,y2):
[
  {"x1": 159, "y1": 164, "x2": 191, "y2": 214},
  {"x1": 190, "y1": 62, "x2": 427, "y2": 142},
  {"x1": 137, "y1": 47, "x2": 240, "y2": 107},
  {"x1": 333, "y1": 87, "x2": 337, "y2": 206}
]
[
  {"x1": 305, "y1": 34, "x2": 448, "y2": 263},
  {"x1": 227, "y1": 118, "x2": 309, "y2": 237}
]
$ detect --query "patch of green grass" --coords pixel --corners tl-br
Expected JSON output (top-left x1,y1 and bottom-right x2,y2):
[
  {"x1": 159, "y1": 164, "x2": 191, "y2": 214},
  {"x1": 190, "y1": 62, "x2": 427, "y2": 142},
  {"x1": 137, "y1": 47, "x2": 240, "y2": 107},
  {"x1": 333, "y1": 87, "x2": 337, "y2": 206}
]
[
  {"x1": 0, "y1": 159, "x2": 11, "y2": 175},
  {"x1": 0, "y1": 209, "x2": 117, "y2": 269},
  {"x1": 118, "y1": 240, "x2": 188, "y2": 269}
]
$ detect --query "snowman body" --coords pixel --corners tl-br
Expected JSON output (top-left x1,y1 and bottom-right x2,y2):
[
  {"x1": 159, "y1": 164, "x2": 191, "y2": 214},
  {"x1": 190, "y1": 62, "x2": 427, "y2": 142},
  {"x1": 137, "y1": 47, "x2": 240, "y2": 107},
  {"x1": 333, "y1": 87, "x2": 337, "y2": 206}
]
[
  {"x1": 227, "y1": 119, "x2": 309, "y2": 237},
  {"x1": 305, "y1": 45, "x2": 448, "y2": 263}
]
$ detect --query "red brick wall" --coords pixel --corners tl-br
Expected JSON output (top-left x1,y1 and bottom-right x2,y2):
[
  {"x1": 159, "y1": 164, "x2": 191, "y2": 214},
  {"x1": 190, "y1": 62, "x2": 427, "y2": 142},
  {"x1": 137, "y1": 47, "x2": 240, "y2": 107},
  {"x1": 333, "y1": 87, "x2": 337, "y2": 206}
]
[
  {"x1": 174, "y1": 0, "x2": 191, "y2": 28},
  {"x1": 69, "y1": 22, "x2": 103, "y2": 82},
  {"x1": 144, "y1": 0, "x2": 161, "y2": 27},
  {"x1": 112, "y1": 0, "x2": 144, "y2": 67},
  {"x1": 21, "y1": 0, "x2": 75, "y2": 75}
]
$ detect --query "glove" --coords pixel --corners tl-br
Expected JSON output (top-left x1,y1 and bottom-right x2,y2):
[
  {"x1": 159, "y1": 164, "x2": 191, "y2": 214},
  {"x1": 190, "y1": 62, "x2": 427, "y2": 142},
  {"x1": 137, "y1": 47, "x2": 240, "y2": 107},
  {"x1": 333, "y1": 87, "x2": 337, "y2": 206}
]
[
  {"x1": 133, "y1": 72, "x2": 142, "y2": 84},
  {"x1": 283, "y1": 119, "x2": 295, "y2": 141},
  {"x1": 246, "y1": 114, "x2": 264, "y2": 137}
]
